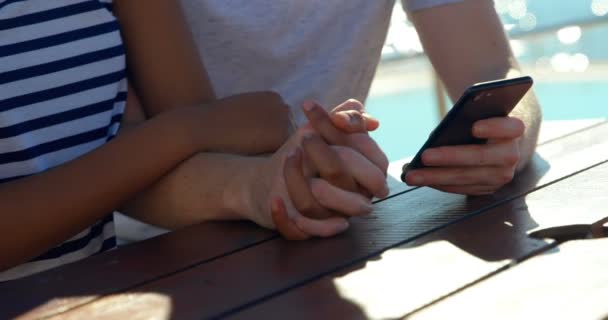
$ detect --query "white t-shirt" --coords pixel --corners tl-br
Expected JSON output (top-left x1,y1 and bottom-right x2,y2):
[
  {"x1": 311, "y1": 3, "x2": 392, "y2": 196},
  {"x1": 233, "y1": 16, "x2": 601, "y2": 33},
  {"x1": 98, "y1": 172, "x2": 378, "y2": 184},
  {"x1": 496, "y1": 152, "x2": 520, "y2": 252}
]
[
  {"x1": 179, "y1": 0, "x2": 462, "y2": 124},
  {"x1": 116, "y1": 0, "x2": 465, "y2": 243}
]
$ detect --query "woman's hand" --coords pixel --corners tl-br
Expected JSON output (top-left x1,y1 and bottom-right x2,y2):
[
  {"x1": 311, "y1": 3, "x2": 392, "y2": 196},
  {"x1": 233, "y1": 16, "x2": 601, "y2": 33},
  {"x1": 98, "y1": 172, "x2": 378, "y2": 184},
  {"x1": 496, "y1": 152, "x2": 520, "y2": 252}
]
[
  {"x1": 201, "y1": 91, "x2": 294, "y2": 155},
  {"x1": 269, "y1": 100, "x2": 390, "y2": 240}
]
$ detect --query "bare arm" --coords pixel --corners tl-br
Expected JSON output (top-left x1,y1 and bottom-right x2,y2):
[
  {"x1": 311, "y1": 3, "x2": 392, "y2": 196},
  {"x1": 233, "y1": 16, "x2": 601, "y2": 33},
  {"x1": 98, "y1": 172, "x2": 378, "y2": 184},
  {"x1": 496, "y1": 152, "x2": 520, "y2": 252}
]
[
  {"x1": 0, "y1": 91, "x2": 215, "y2": 271},
  {"x1": 114, "y1": 0, "x2": 291, "y2": 154},
  {"x1": 112, "y1": 1, "x2": 290, "y2": 227},
  {"x1": 113, "y1": 0, "x2": 215, "y2": 114},
  {"x1": 115, "y1": 1, "x2": 389, "y2": 233},
  {"x1": 408, "y1": 0, "x2": 541, "y2": 168},
  {"x1": 402, "y1": 0, "x2": 542, "y2": 195}
]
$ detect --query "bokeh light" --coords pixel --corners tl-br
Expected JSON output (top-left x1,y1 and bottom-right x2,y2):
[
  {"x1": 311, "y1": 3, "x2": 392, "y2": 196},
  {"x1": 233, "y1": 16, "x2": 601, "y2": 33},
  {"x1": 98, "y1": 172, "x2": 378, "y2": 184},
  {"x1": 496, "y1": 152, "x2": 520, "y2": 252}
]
[
  {"x1": 518, "y1": 13, "x2": 538, "y2": 31},
  {"x1": 550, "y1": 52, "x2": 590, "y2": 72},
  {"x1": 591, "y1": 0, "x2": 608, "y2": 16},
  {"x1": 495, "y1": 0, "x2": 510, "y2": 15},
  {"x1": 557, "y1": 25, "x2": 582, "y2": 44},
  {"x1": 571, "y1": 53, "x2": 590, "y2": 72},
  {"x1": 508, "y1": 0, "x2": 528, "y2": 19}
]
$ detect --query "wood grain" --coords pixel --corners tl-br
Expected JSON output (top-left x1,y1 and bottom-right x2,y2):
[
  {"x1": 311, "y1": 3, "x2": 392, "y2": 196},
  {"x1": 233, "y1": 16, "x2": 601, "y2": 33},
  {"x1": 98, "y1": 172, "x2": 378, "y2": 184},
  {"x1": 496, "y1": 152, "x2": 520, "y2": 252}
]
[
  {"x1": 409, "y1": 238, "x2": 608, "y2": 320},
  {"x1": 234, "y1": 161, "x2": 608, "y2": 320},
  {"x1": 0, "y1": 164, "x2": 413, "y2": 320},
  {"x1": 6, "y1": 120, "x2": 604, "y2": 319},
  {"x1": 51, "y1": 123, "x2": 608, "y2": 319},
  {"x1": 0, "y1": 221, "x2": 274, "y2": 320}
]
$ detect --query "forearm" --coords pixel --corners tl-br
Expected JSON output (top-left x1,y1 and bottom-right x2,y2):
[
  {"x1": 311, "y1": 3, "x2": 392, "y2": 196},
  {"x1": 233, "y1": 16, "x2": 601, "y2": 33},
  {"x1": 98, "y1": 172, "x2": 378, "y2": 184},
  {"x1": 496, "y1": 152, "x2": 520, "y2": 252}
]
[
  {"x1": 0, "y1": 107, "x2": 207, "y2": 270},
  {"x1": 114, "y1": 0, "x2": 215, "y2": 114},
  {"x1": 409, "y1": 0, "x2": 542, "y2": 171},
  {"x1": 122, "y1": 152, "x2": 266, "y2": 229}
]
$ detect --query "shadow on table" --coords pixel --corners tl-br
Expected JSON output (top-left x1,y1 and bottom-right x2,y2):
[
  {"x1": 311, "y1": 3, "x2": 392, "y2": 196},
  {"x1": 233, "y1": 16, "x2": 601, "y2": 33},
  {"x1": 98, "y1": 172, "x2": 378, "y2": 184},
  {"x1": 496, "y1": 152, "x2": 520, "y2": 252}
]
[
  {"x1": 221, "y1": 153, "x2": 557, "y2": 320},
  {"x1": 0, "y1": 155, "x2": 554, "y2": 320},
  {"x1": 260, "y1": 153, "x2": 554, "y2": 319},
  {"x1": 363, "y1": 152, "x2": 552, "y2": 262}
]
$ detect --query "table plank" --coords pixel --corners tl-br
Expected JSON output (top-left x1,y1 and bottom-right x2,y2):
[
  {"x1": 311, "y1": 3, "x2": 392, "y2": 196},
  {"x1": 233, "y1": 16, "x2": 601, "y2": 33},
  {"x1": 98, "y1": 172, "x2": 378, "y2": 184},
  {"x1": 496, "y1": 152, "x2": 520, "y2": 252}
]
[
  {"x1": 410, "y1": 238, "x2": 608, "y2": 320},
  {"x1": 234, "y1": 160, "x2": 608, "y2": 320},
  {"x1": 1, "y1": 167, "x2": 414, "y2": 320},
  {"x1": 6, "y1": 120, "x2": 604, "y2": 319},
  {"x1": 0, "y1": 221, "x2": 274, "y2": 320},
  {"x1": 53, "y1": 122, "x2": 608, "y2": 319},
  {"x1": 536, "y1": 118, "x2": 606, "y2": 145}
]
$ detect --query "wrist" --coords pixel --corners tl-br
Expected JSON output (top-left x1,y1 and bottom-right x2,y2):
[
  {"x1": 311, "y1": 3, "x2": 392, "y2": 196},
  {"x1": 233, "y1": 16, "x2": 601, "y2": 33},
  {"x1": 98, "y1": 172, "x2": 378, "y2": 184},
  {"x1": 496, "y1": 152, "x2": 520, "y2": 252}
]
[{"x1": 223, "y1": 156, "x2": 269, "y2": 222}]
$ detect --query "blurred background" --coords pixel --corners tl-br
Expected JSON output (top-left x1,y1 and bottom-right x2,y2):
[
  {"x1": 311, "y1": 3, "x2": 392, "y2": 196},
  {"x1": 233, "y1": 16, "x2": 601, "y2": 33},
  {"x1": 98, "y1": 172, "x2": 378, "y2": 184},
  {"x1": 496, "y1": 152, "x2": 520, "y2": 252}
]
[{"x1": 367, "y1": 0, "x2": 608, "y2": 162}]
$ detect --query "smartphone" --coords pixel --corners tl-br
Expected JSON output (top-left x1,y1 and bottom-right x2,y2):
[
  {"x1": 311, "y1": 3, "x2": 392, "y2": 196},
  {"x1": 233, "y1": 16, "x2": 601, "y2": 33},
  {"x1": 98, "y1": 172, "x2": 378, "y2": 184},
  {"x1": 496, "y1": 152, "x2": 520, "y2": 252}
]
[{"x1": 401, "y1": 76, "x2": 533, "y2": 182}]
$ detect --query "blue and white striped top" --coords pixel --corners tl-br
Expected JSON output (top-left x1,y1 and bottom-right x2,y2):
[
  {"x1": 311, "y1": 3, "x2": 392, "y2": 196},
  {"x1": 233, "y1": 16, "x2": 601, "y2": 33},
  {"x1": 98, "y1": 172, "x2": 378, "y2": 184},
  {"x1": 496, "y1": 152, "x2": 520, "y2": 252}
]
[{"x1": 0, "y1": 0, "x2": 126, "y2": 281}]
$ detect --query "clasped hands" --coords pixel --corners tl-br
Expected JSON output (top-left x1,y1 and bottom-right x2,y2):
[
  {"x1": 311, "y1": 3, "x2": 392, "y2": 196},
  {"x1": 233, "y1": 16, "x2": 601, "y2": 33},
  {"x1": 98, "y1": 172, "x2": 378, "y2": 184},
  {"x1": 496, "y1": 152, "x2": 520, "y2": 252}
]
[{"x1": 251, "y1": 99, "x2": 525, "y2": 240}]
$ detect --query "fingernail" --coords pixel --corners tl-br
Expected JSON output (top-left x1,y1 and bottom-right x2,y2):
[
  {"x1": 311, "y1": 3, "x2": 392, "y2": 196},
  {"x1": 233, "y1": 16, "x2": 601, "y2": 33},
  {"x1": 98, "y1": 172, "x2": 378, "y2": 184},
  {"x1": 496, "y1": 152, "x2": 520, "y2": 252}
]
[
  {"x1": 407, "y1": 173, "x2": 424, "y2": 185},
  {"x1": 361, "y1": 200, "x2": 373, "y2": 213},
  {"x1": 348, "y1": 113, "x2": 362, "y2": 126},
  {"x1": 382, "y1": 181, "x2": 390, "y2": 197},
  {"x1": 340, "y1": 219, "x2": 350, "y2": 231},
  {"x1": 302, "y1": 101, "x2": 316, "y2": 112}
]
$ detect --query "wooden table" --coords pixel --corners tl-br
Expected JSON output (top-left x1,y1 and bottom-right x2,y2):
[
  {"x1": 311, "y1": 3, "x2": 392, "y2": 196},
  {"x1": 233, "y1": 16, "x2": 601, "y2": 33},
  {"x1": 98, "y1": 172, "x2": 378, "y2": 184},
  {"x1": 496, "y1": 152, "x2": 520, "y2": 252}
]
[{"x1": 2, "y1": 119, "x2": 608, "y2": 320}]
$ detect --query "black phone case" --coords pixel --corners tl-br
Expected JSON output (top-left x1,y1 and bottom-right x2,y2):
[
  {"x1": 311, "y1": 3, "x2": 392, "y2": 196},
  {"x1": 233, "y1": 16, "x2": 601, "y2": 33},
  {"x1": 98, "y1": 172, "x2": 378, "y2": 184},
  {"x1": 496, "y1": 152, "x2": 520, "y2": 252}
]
[{"x1": 401, "y1": 76, "x2": 533, "y2": 182}]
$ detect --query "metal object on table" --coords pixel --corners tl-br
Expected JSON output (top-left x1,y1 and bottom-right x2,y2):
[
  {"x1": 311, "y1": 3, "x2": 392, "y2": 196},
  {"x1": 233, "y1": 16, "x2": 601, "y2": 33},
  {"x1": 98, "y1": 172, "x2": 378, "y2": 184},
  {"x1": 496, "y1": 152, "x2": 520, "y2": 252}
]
[{"x1": 529, "y1": 216, "x2": 608, "y2": 242}]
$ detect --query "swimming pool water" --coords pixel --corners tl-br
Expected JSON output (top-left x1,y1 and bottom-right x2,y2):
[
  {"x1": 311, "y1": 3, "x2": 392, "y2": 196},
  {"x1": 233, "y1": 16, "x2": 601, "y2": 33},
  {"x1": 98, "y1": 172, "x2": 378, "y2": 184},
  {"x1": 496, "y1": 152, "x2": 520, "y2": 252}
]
[{"x1": 367, "y1": 80, "x2": 608, "y2": 162}]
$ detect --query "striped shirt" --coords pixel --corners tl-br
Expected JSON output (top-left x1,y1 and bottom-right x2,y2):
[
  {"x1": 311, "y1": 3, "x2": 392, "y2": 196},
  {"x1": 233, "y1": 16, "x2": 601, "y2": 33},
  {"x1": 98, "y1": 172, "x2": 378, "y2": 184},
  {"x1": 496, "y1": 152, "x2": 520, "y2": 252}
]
[{"x1": 0, "y1": 0, "x2": 126, "y2": 281}]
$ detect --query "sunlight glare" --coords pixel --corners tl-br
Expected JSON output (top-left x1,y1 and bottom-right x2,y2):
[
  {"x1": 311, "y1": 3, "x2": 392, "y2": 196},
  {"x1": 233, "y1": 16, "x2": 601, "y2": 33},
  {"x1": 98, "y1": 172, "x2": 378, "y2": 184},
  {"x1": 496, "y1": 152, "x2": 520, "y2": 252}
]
[{"x1": 333, "y1": 242, "x2": 504, "y2": 319}]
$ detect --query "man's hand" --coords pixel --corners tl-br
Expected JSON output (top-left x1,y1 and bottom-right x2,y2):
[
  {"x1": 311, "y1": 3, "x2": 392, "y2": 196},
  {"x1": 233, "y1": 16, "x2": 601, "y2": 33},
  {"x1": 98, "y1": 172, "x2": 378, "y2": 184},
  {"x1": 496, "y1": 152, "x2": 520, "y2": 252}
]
[
  {"x1": 305, "y1": 100, "x2": 389, "y2": 176},
  {"x1": 403, "y1": 116, "x2": 525, "y2": 195},
  {"x1": 246, "y1": 124, "x2": 385, "y2": 238},
  {"x1": 270, "y1": 100, "x2": 390, "y2": 240}
]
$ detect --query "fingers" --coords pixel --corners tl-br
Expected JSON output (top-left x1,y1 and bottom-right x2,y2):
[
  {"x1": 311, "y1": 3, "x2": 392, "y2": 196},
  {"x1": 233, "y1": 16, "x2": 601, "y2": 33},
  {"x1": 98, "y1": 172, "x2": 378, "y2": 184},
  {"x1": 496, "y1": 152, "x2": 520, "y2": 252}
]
[
  {"x1": 330, "y1": 99, "x2": 379, "y2": 131},
  {"x1": 404, "y1": 166, "x2": 515, "y2": 187},
  {"x1": 302, "y1": 101, "x2": 349, "y2": 145},
  {"x1": 330, "y1": 110, "x2": 380, "y2": 132},
  {"x1": 302, "y1": 133, "x2": 358, "y2": 192},
  {"x1": 335, "y1": 146, "x2": 389, "y2": 198},
  {"x1": 283, "y1": 148, "x2": 336, "y2": 219},
  {"x1": 271, "y1": 197, "x2": 351, "y2": 239},
  {"x1": 472, "y1": 117, "x2": 525, "y2": 139},
  {"x1": 331, "y1": 99, "x2": 365, "y2": 113},
  {"x1": 421, "y1": 141, "x2": 520, "y2": 167},
  {"x1": 310, "y1": 178, "x2": 373, "y2": 216},
  {"x1": 329, "y1": 110, "x2": 368, "y2": 133},
  {"x1": 271, "y1": 197, "x2": 310, "y2": 240},
  {"x1": 347, "y1": 133, "x2": 389, "y2": 174},
  {"x1": 302, "y1": 101, "x2": 388, "y2": 175},
  {"x1": 294, "y1": 215, "x2": 350, "y2": 238}
]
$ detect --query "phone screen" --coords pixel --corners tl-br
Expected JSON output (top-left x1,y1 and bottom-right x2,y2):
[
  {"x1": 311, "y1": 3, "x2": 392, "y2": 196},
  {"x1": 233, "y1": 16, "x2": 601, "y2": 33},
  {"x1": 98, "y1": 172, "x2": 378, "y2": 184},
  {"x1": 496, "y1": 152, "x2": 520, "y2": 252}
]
[{"x1": 401, "y1": 76, "x2": 533, "y2": 181}]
